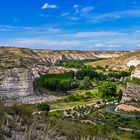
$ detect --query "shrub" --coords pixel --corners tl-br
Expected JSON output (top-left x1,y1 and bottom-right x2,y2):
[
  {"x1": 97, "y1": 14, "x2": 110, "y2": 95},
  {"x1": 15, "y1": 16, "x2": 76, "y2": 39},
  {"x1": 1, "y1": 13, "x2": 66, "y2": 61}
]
[
  {"x1": 131, "y1": 77, "x2": 140, "y2": 85},
  {"x1": 37, "y1": 103, "x2": 50, "y2": 112}
]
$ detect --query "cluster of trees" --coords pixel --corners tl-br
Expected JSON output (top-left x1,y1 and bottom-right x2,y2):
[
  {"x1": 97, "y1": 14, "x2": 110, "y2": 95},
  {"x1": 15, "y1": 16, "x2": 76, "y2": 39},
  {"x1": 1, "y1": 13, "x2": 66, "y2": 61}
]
[
  {"x1": 106, "y1": 71, "x2": 130, "y2": 80},
  {"x1": 75, "y1": 66, "x2": 130, "y2": 82},
  {"x1": 36, "y1": 65, "x2": 131, "y2": 92},
  {"x1": 98, "y1": 81, "x2": 124, "y2": 102},
  {"x1": 76, "y1": 66, "x2": 105, "y2": 81},
  {"x1": 56, "y1": 58, "x2": 105, "y2": 69},
  {"x1": 36, "y1": 72, "x2": 78, "y2": 92},
  {"x1": 98, "y1": 82, "x2": 117, "y2": 102}
]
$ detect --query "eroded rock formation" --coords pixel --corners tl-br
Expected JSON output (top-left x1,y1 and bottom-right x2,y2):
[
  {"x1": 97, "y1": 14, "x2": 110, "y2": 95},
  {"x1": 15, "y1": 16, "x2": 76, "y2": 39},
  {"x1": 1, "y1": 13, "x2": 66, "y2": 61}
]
[
  {"x1": 121, "y1": 83, "x2": 140, "y2": 103},
  {"x1": 0, "y1": 68, "x2": 34, "y2": 98}
]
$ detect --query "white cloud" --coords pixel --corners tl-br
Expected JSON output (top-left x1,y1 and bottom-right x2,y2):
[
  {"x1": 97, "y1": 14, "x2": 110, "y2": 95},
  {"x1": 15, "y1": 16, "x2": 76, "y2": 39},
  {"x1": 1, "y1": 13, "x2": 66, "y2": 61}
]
[
  {"x1": 5, "y1": 38, "x2": 83, "y2": 50},
  {"x1": 95, "y1": 44, "x2": 105, "y2": 47},
  {"x1": 74, "y1": 6, "x2": 94, "y2": 15},
  {"x1": 47, "y1": 28, "x2": 61, "y2": 33},
  {"x1": 60, "y1": 12, "x2": 70, "y2": 17},
  {"x1": 80, "y1": 7, "x2": 94, "y2": 15},
  {"x1": 90, "y1": 9, "x2": 140, "y2": 23},
  {"x1": 73, "y1": 4, "x2": 80, "y2": 9},
  {"x1": 42, "y1": 3, "x2": 58, "y2": 9},
  {"x1": 67, "y1": 16, "x2": 80, "y2": 21},
  {"x1": 74, "y1": 31, "x2": 124, "y2": 38}
]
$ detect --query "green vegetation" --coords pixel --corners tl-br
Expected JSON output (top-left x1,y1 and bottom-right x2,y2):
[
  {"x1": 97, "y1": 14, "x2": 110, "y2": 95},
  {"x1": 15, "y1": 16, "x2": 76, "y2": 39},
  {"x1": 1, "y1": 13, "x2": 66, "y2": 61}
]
[
  {"x1": 55, "y1": 58, "x2": 105, "y2": 69},
  {"x1": 129, "y1": 66, "x2": 136, "y2": 72},
  {"x1": 117, "y1": 89, "x2": 123, "y2": 102},
  {"x1": 35, "y1": 72, "x2": 78, "y2": 92},
  {"x1": 64, "y1": 91, "x2": 98, "y2": 102},
  {"x1": 6, "y1": 102, "x2": 33, "y2": 123},
  {"x1": 76, "y1": 66, "x2": 106, "y2": 81},
  {"x1": 98, "y1": 82, "x2": 117, "y2": 101},
  {"x1": 106, "y1": 71, "x2": 130, "y2": 81},
  {"x1": 37, "y1": 103, "x2": 50, "y2": 112},
  {"x1": 131, "y1": 77, "x2": 140, "y2": 85},
  {"x1": 79, "y1": 76, "x2": 92, "y2": 89}
]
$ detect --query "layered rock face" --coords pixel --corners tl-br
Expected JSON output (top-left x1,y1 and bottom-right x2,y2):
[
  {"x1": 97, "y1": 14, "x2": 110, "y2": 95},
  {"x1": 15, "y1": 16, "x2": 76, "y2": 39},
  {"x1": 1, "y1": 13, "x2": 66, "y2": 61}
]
[
  {"x1": 121, "y1": 83, "x2": 140, "y2": 103},
  {"x1": 35, "y1": 50, "x2": 127, "y2": 64},
  {"x1": 0, "y1": 68, "x2": 34, "y2": 98}
]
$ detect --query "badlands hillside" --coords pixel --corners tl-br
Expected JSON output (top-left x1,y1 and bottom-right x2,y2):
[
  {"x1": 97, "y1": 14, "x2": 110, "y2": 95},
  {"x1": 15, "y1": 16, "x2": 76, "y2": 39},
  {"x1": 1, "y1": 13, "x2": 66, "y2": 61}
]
[
  {"x1": 0, "y1": 46, "x2": 128, "y2": 69},
  {"x1": 88, "y1": 50, "x2": 140, "y2": 70}
]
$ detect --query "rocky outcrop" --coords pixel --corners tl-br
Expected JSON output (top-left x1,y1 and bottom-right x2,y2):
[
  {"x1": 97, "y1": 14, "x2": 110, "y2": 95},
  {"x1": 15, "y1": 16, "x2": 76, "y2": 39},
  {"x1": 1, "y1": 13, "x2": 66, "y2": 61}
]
[
  {"x1": 131, "y1": 67, "x2": 140, "y2": 79},
  {"x1": 127, "y1": 59, "x2": 140, "y2": 67},
  {"x1": 115, "y1": 104, "x2": 140, "y2": 113},
  {"x1": 0, "y1": 68, "x2": 34, "y2": 98},
  {"x1": 121, "y1": 83, "x2": 140, "y2": 103}
]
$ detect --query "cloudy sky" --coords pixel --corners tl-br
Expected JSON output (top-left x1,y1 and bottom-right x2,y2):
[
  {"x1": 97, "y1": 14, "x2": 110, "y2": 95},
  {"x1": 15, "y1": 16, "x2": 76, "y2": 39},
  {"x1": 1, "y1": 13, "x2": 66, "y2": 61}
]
[{"x1": 0, "y1": 0, "x2": 140, "y2": 50}]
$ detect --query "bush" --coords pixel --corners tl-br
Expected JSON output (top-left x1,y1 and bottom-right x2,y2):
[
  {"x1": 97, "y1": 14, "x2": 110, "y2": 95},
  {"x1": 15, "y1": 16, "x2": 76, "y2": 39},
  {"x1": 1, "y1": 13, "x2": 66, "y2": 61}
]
[
  {"x1": 79, "y1": 76, "x2": 92, "y2": 90},
  {"x1": 37, "y1": 103, "x2": 50, "y2": 112},
  {"x1": 131, "y1": 77, "x2": 140, "y2": 85}
]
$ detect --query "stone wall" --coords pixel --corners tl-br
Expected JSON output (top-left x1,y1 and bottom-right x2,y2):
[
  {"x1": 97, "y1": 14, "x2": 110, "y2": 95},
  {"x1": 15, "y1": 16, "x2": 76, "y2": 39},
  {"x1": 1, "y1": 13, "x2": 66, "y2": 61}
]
[
  {"x1": 0, "y1": 68, "x2": 34, "y2": 98},
  {"x1": 121, "y1": 83, "x2": 140, "y2": 103}
]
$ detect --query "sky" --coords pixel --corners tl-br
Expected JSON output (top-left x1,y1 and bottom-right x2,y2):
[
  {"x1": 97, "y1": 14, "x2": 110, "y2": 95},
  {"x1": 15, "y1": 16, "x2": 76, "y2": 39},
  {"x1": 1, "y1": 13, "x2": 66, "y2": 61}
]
[{"x1": 0, "y1": 0, "x2": 140, "y2": 50}]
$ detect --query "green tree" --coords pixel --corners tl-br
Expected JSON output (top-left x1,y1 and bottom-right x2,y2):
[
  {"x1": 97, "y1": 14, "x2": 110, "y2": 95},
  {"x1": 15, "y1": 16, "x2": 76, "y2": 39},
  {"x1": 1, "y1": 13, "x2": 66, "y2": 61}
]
[
  {"x1": 117, "y1": 89, "x2": 123, "y2": 102},
  {"x1": 98, "y1": 82, "x2": 117, "y2": 101},
  {"x1": 37, "y1": 103, "x2": 50, "y2": 112},
  {"x1": 79, "y1": 76, "x2": 92, "y2": 90},
  {"x1": 129, "y1": 66, "x2": 135, "y2": 72}
]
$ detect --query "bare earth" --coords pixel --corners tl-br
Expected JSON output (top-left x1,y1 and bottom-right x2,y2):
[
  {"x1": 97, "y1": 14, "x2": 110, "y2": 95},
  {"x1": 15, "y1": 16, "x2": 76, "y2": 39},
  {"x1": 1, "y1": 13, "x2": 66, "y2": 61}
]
[{"x1": 115, "y1": 104, "x2": 140, "y2": 113}]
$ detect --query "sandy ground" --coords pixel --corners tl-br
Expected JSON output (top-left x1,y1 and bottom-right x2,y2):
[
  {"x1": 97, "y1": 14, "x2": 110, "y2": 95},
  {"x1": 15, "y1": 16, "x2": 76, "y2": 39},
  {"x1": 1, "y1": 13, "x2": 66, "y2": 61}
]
[{"x1": 115, "y1": 104, "x2": 140, "y2": 113}]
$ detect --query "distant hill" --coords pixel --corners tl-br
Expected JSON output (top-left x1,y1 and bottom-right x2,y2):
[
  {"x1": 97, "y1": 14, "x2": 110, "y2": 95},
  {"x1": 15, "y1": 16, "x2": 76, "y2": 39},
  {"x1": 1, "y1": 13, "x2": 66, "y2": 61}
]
[
  {"x1": 88, "y1": 50, "x2": 140, "y2": 70},
  {"x1": 0, "y1": 46, "x2": 128, "y2": 69}
]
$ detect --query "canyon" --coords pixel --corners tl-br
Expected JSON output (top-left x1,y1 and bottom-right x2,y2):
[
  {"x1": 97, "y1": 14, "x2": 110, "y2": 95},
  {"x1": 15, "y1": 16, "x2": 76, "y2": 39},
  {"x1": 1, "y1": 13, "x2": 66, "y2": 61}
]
[
  {"x1": 0, "y1": 46, "x2": 127, "y2": 99},
  {"x1": 0, "y1": 46, "x2": 140, "y2": 105}
]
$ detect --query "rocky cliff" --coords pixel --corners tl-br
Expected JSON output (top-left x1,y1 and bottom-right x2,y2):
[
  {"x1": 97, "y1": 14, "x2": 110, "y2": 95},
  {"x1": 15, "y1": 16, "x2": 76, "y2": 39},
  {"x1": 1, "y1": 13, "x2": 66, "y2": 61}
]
[
  {"x1": 0, "y1": 68, "x2": 34, "y2": 98},
  {"x1": 121, "y1": 83, "x2": 140, "y2": 103}
]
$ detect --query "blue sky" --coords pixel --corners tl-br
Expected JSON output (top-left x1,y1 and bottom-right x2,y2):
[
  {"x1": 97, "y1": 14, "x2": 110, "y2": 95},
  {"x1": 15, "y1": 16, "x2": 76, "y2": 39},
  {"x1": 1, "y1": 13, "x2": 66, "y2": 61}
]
[{"x1": 0, "y1": 0, "x2": 140, "y2": 50}]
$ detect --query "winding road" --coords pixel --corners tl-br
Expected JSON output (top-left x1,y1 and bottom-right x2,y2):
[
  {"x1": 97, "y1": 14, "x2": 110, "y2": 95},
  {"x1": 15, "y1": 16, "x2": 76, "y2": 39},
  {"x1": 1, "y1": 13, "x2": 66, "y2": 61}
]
[{"x1": 106, "y1": 105, "x2": 140, "y2": 117}]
